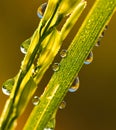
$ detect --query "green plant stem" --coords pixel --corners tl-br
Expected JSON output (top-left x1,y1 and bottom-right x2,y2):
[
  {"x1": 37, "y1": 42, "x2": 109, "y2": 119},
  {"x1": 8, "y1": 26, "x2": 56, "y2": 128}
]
[
  {"x1": 0, "y1": 1, "x2": 86, "y2": 130},
  {"x1": 23, "y1": 0, "x2": 116, "y2": 130}
]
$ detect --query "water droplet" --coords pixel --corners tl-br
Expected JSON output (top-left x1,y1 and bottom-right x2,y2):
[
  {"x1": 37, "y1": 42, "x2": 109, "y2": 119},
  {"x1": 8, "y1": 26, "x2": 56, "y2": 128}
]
[
  {"x1": 84, "y1": 51, "x2": 93, "y2": 65},
  {"x1": 100, "y1": 31, "x2": 105, "y2": 38},
  {"x1": 104, "y1": 25, "x2": 108, "y2": 30},
  {"x1": 44, "y1": 117, "x2": 56, "y2": 130},
  {"x1": 37, "y1": 3, "x2": 47, "y2": 19},
  {"x1": 52, "y1": 63, "x2": 60, "y2": 72},
  {"x1": 20, "y1": 38, "x2": 30, "y2": 54},
  {"x1": 32, "y1": 96, "x2": 40, "y2": 105},
  {"x1": 2, "y1": 78, "x2": 15, "y2": 96},
  {"x1": 95, "y1": 36, "x2": 103, "y2": 47},
  {"x1": 69, "y1": 77, "x2": 80, "y2": 92},
  {"x1": 60, "y1": 49, "x2": 67, "y2": 58},
  {"x1": 95, "y1": 38, "x2": 101, "y2": 47},
  {"x1": 44, "y1": 128, "x2": 53, "y2": 130},
  {"x1": 59, "y1": 101, "x2": 66, "y2": 109}
]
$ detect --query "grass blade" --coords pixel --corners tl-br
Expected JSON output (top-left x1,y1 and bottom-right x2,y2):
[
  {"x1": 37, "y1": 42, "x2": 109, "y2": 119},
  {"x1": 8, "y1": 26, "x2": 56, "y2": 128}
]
[{"x1": 23, "y1": 0, "x2": 116, "y2": 130}]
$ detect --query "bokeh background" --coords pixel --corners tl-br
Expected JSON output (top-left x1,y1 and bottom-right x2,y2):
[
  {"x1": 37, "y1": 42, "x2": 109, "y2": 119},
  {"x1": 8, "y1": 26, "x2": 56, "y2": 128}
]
[{"x1": 0, "y1": 0, "x2": 116, "y2": 130}]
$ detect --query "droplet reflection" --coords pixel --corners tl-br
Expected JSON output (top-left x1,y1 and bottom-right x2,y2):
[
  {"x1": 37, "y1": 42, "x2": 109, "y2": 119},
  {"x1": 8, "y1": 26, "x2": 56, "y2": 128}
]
[
  {"x1": 52, "y1": 63, "x2": 60, "y2": 72},
  {"x1": 2, "y1": 78, "x2": 15, "y2": 96},
  {"x1": 69, "y1": 77, "x2": 80, "y2": 92},
  {"x1": 95, "y1": 38, "x2": 101, "y2": 47},
  {"x1": 84, "y1": 51, "x2": 93, "y2": 65},
  {"x1": 100, "y1": 31, "x2": 105, "y2": 38},
  {"x1": 37, "y1": 3, "x2": 47, "y2": 19},
  {"x1": 60, "y1": 49, "x2": 67, "y2": 58},
  {"x1": 105, "y1": 25, "x2": 108, "y2": 30},
  {"x1": 20, "y1": 38, "x2": 30, "y2": 54},
  {"x1": 32, "y1": 96, "x2": 40, "y2": 105},
  {"x1": 59, "y1": 101, "x2": 66, "y2": 109}
]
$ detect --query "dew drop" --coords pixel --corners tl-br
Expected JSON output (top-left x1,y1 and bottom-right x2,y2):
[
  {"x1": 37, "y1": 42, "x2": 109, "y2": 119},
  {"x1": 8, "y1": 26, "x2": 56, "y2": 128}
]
[
  {"x1": 95, "y1": 25, "x2": 108, "y2": 47},
  {"x1": 44, "y1": 128, "x2": 53, "y2": 130},
  {"x1": 52, "y1": 63, "x2": 60, "y2": 72},
  {"x1": 84, "y1": 51, "x2": 93, "y2": 65},
  {"x1": 32, "y1": 96, "x2": 40, "y2": 105},
  {"x1": 59, "y1": 101, "x2": 66, "y2": 109},
  {"x1": 104, "y1": 25, "x2": 108, "y2": 30},
  {"x1": 69, "y1": 77, "x2": 80, "y2": 93},
  {"x1": 95, "y1": 38, "x2": 101, "y2": 47},
  {"x1": 60, "y1": 49, "x2": 67, "y2": 58},
  {"x1": 100, "y1": 31, "x2": 105, "y2": 38},
  {"x1": 20, "y1": 38, "x2": 30, "y2": 54},
  {"x1": 37, "y1": 3, "x2": 47, "y2": 19},
  {"x1": 44, "y1": 117, "x2": 55, "y2": 130},
  {"x1": 2, "y1": 78, "x2": 15, "y2": 96}
]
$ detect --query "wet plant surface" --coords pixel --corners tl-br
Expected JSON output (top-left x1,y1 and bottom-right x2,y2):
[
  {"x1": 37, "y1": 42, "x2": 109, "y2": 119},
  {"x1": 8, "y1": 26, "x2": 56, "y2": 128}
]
[{"x1": 0, "y1": 0, "x2": 116, "y2": 130}]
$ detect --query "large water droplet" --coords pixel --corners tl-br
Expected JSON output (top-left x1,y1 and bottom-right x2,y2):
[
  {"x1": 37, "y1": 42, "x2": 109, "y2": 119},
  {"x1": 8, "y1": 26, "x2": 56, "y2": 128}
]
[
  {"x1": 20, "y1": 38, "x2": 30, "y2": 54},
  {"x1": 84, "y1": 51, "x2": 93, "y2": 65},
  {"x1": 2, "y1": 78, "x2": 15, "y2": 96},
  {"x1": 52, "y1": 63, "x2": 60, "y2": 72},
  {"x1": 60, "y1": 49, "x2": 67, "y2": 58},
  {"x1": 69, "y1": 76, "x2": 80, "y2": 92},
  {"x1": 32, "y1": 96, "x2": 40, "y2": 105},
  {"x1": 37, "y1": 3, "x2": 47, "y2": 19},
  {"x1": 59, "y1": 101, "x2": 66, "y2": 109}
]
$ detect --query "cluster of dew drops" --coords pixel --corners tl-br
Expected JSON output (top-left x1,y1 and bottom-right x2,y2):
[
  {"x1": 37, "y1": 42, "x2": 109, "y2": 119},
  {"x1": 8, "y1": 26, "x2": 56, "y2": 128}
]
[
  {"x1": 2, "y1": 1, "x2": 108, "y2": 105},
  {"x1": 31, "y1": 2, "x2": 108, "y2": 108},
  {"x1": 1, "y1": 3, "x2": 108, "y2": 130},
  {"x1": 2, "y1": 2, "x2": 108, "y2": 103},
  {"x1": 2, "y1": 3, "x2": 48, "y2": 96}
]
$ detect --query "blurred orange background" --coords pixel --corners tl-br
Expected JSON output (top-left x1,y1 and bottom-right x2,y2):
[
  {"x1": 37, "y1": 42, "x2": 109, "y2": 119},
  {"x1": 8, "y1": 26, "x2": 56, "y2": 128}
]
[{"x1": 0, "y1": 0, "x2": 116, "y2": 130}]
